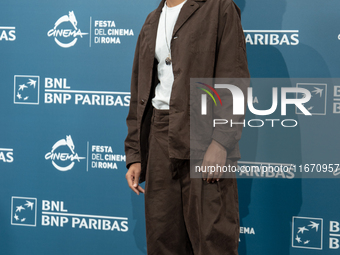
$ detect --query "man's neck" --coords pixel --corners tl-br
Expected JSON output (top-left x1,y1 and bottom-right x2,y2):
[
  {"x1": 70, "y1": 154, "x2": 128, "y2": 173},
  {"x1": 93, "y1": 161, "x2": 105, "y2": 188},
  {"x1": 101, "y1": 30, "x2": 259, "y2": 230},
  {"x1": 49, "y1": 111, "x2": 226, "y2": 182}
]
[{"x1": 166, "y1": 0, "x2": 186, "y2": 7}]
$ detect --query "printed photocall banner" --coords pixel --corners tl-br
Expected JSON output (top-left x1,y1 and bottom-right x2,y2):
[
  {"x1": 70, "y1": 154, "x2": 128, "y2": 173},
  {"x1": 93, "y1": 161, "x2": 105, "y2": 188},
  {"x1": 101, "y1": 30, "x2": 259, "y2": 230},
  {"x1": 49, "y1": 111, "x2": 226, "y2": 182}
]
[{"x1": 0, "y1": 0, "x2": 339, "y2": 254}]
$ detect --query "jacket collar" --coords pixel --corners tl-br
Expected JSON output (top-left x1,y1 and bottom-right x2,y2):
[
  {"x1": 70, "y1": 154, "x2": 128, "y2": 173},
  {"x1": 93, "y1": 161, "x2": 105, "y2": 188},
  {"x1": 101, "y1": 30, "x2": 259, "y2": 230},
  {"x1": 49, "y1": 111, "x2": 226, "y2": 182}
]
[
  {"x1": 144, "y1": 0, "x2": 204, "y2": 55},
  {"x1": 150, "y1": 0, "x2": 205, "y2": 23}
]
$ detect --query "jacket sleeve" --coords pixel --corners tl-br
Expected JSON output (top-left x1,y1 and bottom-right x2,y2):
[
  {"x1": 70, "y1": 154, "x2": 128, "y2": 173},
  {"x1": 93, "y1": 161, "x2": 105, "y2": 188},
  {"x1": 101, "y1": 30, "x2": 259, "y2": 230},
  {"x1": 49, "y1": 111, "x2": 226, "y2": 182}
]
[
  {"x1": 211, "y1": 1, "x2": 250, "y2": 152},
  {"x1": 124, "y1": 33, "x2": 142, "y2": 169}
]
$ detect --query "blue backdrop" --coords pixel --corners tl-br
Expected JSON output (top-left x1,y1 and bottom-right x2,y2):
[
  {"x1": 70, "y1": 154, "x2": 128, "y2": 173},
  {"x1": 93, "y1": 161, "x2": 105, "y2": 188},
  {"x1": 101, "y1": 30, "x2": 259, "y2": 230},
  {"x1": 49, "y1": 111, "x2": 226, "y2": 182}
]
[{"x1": 1, "y1": 0, "x2": 339, "y2": 254}]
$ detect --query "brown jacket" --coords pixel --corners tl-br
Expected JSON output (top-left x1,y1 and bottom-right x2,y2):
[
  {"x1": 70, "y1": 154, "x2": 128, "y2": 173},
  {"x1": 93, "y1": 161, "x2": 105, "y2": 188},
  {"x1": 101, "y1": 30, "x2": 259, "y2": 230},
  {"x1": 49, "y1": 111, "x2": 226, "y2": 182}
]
[{"x1": 125, "y1": 0, "x2": 250, "y2": 183}]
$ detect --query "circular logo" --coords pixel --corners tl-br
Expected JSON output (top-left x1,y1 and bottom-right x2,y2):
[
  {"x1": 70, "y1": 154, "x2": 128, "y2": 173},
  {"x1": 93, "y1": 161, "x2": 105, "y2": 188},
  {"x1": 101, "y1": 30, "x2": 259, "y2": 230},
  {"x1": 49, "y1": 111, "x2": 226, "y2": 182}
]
[
  {"x1": 45, "y1": 135, "x2": 85, "y2": 171},
  {"x1": 47, "y1": 11, "x2": 88, "y2": 48}
]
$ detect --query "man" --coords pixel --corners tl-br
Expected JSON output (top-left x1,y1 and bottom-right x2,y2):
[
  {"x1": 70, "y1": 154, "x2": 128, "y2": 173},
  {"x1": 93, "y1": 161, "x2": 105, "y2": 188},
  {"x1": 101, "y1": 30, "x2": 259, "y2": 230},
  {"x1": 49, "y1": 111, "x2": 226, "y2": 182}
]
[{"x1": 125, "y1": 0, "x2": 249, "y2": 254}]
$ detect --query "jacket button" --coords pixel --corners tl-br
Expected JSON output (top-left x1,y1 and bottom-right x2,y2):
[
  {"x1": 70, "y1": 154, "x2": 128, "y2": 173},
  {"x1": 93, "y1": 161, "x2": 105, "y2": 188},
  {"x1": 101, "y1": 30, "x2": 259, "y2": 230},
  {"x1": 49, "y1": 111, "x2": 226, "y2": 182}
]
[
  {"x1": 174, "y1": 36, "x2": 178, "y2": 40},
  {"x1": 140, "y1": 99, "x2": 145, "y2": 105}
]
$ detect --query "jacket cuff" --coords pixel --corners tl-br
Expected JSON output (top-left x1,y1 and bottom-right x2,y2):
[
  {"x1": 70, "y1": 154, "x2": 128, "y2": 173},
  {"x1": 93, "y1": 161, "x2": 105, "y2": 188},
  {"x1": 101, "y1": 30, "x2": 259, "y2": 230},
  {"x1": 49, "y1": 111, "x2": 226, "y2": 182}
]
[
  {"x1": 125, "y1": 153, "x2": 141, "y2": 169},
  {"x1": 211, "y1": 129, "x2": 238, "y2": 152}
]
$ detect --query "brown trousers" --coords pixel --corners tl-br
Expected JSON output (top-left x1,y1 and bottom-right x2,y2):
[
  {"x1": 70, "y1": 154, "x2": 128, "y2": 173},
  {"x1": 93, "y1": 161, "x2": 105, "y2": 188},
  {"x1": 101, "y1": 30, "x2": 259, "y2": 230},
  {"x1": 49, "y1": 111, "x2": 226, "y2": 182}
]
[{"x1": 144, "y1": 108, "x2": 240, "y2": 255}]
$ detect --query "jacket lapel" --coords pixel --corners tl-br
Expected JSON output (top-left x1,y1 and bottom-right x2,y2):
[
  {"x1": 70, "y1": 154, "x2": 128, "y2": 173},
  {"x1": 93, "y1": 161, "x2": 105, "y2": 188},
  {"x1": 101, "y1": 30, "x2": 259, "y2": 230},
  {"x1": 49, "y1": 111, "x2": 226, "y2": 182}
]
[
  {"x1": 173, "y1": 0, "x2": 203, "y2": 36},
  {"x1": 143, "y1": 0, "x2": 204, "y2": 56}
]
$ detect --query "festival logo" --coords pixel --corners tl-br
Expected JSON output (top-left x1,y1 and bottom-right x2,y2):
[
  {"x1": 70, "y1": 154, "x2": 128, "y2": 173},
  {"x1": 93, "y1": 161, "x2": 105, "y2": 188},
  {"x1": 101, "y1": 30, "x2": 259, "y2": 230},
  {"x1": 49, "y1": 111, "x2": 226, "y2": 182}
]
[
  {"x1": 91, "y1": 19, "x2": 134, "y2": 46},
  {"x1": 48, "y1": 11, "x2": 88, "y2": 48},
  {"x1": 45, "y1": 135, "x2": 85, "y2": 171}
]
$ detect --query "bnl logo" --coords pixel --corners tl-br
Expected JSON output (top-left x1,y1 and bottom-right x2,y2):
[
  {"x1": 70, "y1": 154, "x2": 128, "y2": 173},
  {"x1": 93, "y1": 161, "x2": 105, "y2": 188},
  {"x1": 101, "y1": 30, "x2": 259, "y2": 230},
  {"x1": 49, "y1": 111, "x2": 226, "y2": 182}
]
[
  {"x1": 292, "y1": 216, "x2": 340, "y2": 250},
  {"x1": 14, "y1": 75, "x2": 40, "y2": 105},
  {"x1": 11, "y1": 197, "x2": 37, "y2": 227},
  {"x1": 296, "y1": 83, "x2": 327, "y2": 115},
  {"x1": 292, "y1": 216, "x2": 323, "y2": 250}
]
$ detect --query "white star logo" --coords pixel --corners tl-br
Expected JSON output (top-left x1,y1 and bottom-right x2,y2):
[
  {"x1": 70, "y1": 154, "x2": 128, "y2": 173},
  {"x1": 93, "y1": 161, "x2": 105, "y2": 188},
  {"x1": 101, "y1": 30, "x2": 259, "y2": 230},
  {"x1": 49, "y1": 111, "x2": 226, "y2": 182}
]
[
  {"x1": 27, "y1": 79, "x2": 37, "y2": 88},
  {"x1": 16, "y1": 205, "x2": 25, "y2": 213},
  {"x1": 297, "y1": 226, "x2": 309, "y2": 234},
  {"x1": 295, "y1": 235, "x2": 302, "y2": 243},
  {"x1": 308, "y1": 221, "x2": 319, "y2": 232},
  {"x1": 25, "y1": 201, "x2": 34, "y2": 210},
  {"x1": 18, "y1": 84, "x2": 28, "y2": 91}
]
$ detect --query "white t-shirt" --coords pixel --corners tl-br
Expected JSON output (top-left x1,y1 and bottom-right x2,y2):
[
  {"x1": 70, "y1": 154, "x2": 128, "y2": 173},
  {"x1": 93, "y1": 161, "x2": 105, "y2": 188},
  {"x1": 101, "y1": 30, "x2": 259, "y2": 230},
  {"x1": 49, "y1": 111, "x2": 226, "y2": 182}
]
[{"x1": 152, "y1": 1, "x2": 187, "y2": 110}]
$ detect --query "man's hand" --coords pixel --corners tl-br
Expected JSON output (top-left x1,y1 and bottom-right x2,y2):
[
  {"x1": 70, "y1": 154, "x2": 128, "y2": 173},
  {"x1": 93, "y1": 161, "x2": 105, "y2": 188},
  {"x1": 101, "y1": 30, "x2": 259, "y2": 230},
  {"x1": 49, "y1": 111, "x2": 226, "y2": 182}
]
[
  {"x1": 201, "y1": 140, "x2": 227, "y2": 183},
  {"x1": 126, "y1": 163, "x2": 145, "y2": 195}
]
